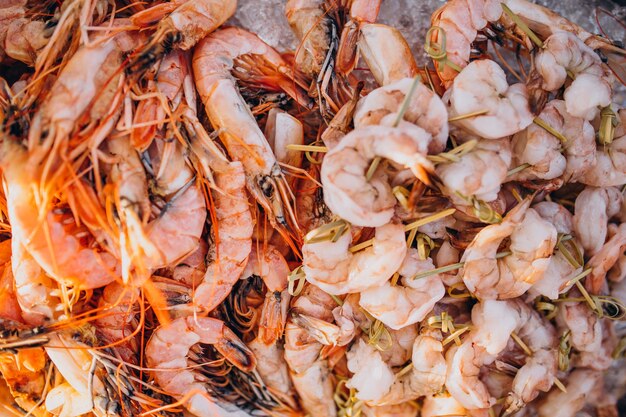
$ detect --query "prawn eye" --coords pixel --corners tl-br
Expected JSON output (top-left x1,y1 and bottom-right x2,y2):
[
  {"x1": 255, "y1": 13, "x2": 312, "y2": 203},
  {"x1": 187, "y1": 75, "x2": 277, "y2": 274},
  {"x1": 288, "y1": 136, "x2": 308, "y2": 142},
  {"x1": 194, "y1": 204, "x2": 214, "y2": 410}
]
[
  {"x1": 259, "y1": 176, "x2": 274, "y2": 198},
  {"x1": 163, "y1": 32, "x2": 183, "y2": 54}
]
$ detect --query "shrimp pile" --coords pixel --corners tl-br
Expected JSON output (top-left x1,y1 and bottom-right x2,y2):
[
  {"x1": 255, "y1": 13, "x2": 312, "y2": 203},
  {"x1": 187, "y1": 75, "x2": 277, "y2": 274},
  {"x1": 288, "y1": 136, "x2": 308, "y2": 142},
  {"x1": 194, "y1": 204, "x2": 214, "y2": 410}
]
[{"x1": 0, "y1": 0, "x2": 625, "y2": 416}]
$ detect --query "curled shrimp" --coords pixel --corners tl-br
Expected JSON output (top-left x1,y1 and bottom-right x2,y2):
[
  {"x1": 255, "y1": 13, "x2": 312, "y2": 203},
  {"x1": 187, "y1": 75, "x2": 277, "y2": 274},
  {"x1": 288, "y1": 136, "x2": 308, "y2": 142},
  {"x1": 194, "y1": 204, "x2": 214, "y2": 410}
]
[
  {"x1": 447, "y1": 59, "x2": 533, "y2": 139},
  {"x1": 557, "y1": 301, "x2": 614, "y2": 371},
  {"x1": 428, "y1": 0, "x2": 504, "y2": 87},
  {"x1": 437, "y1": 138, "x2": 512, "y2": 204},
  {"x1": 530, "y1": 31, "x2": 613, "y2": 120},
  {"x1": 573, "y1": 186, "x2": 622, "y2": 257},
  {"x1": 302, "y1": 223, "x2": 407, "y2": 295},
  {"x1": 586, "y1": 223, "x2": 626, "y2": 294},
  {"x1": 321, "y1": 125, "x2": 433, "y2": 227},
  {"x1": 422, "y1": 394, "x2": 468, "y2": 417},
  {"x1": 353, "y1": 78, "x2": 449, "y2": 154},
  {"x1": 530, "y1": 201, "x2": 583, "y2": 300},
  {"x1": 446, "y1": 299, "x2": 557, "y2": 412},
  {"x1": 510, "y1": 100, "x2": 596, "y2": 183},
  {"x1": 461, "y1": 198, "x2": 558, "y2": 299},
  {"x1": 359, "y1": 249, "x2": 445, "y2": 330},
  {"x1": 355, "y1": 23, "x2": 418, "y2": 86},
  {"x1": 347, "y1": 329, "x2": 446, "y2": 406},
  {"x1": 537, "y1": 369, "x2": 602, "y2": 417},
  {"x1": 285, "y1": 284, "x2": 339, "y2": 417},
  {"x1": 193, "y1": 26, "x2": 305, "y2": 236},
  {"x1": 145, "y1": 316, "x2": 256, "y2": 417},
  {"x1": 579, "y1": 137, "x2": 626, "y2": 187}
]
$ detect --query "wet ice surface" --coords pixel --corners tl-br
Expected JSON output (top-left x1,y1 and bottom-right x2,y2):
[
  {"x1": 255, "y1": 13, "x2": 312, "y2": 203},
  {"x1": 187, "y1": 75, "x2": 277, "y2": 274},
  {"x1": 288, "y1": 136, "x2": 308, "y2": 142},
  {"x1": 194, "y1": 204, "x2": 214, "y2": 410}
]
[{"x1": 231, "y1": 0, "x2": 626, "y2": 104}]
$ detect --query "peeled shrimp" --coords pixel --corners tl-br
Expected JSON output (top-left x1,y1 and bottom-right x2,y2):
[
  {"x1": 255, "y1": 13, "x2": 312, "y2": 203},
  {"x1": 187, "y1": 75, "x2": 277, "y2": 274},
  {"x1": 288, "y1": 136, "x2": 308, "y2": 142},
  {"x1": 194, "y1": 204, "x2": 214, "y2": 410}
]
[
  {"x1": 537, "y1": 369, "x2": 602, "y2": 417},
  {"x1": 530, "y1": 201, "x2": 583, "y2": 299},
  {"x1": 573, "y1": 187, "x2": 622, "y2": 256},
  {"x1": 356, "y1": 23, "x2": 418, "y2": 86},
  {"x1": 376, "y1": 331, "x2": 447, "y2": 405},
  {"x1": 303, "y1": 223, "x2": 407, "y2": 294},
  {"x1": 348, "y1": 329, "x2": 446, "y2": 406},
  {"x1": 579, "y1": 135, "x2": 626, "y2": 187},
  {"x1": 359, "y1": 249, "x2": 445, "y2": 330},
  {"x1": 193, "y1": 27, "x2": 303, "y2": 233},
  {"x1": 587, "y1": 223, "x2": 626, "y2": 294},
  {"x1": 145, "y1": 316, "x2": 256, "y2": 417},
  {"x1": 429, "y1": 0, "x2": 504, "y2": 86},
  {"x1": 321, "y1": 125, "x2": 433, "y2": 227},
  {"x1": 557, "y1": 301, "x2": 614, "y2": 371},
  {"x1": 422, "y1": 394, "x2": 468, "y2": 417},
  {"x1": 437, "y1": 139, "x2": 511, "y2": 203},
  {"x1": 510, "y1": 100, "x2": 595, "y2": 183},
  {"x1": 446, "y1": 299, "x2": 557, "y2": 412},
  {"x1": 353, "y1": 77, "x2": 449, "y2": 154},
  {"x1": 461, "y1": 198, "x2": 557, "y2": 299},
  {"x1": 447, "y1": 59, "x2": 533, "y2": 139},
  {"x1": 284, "y1": 284, "x2": 338, "y2": 417},
  {"x1": 532, "y1": 31, "x2": 613, "y2": 120}
]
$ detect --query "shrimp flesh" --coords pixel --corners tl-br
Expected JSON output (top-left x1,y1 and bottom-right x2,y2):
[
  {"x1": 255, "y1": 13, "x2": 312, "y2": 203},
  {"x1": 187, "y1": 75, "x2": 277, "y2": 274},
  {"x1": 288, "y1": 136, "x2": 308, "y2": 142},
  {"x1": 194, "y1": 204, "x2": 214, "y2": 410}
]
[
  {"x1": 302, "y1": 222, "x2": 407, "y2": 294},
  {"x1": 284, "y1": 284, "x2": 338, "y2": 417},
  {"x1": 557, "y1": 301, "x2": 614, "y2": 371},
  {"x1": 437, "y1": 139, "x2": 511, "y2": 203},
  {"x1": 356, "y1": 23, "x2": 418, "y2": 86},
  {"x1": 429, "y1": 0, "x2": 504, "y2": 87},
  {"x1": 461, "y1": 198, "x2": 557, "y2": 299},
  {"x1": 510, "y1": 100, "x2": 595, "y2": 183},
  {"x1": 193, "y1": 27, "x2": 304, "y2": 235},
  {"x1": 586, "y1": 223, "x2": 626, "y2": 294},
  {"x1": 446, "y1": 299, "x2": 557, "y2": 412},
  {"x1": 353, "y1": 78, "x2": 449, "y2": 154},
  {"x1": 578, "y1": 135, "x2": 626, "y2": 187},
  {"x1": 376, "y1": 331, "x2": 447, "y2": 405},
  {"x1": 573, "y1": 186, "x2": 622, "y2": 257},
  {"x1": 131, "y1": 50, "x2": 191, "y2": 151},
  {"x1": 359, "y1": 249, "x2": 445, "y2": 330},
  {"x1": 422, "y1": 394, "x2": 468, "y2": 417},
  {"x1": 530, "y1": 201, "x2": 583, "y2": 299},
  {"x1": 531, "y1": 31, "x2": 613, "y2": 120},
  {"x1": 321, "y1": 125, "x2": 433, "y2": 227},
  {"x1": 537, "y1": 369, "x2": 602, "y2": 417},
  {"x1": 145, "y1": 316, "x2": 256, "y2": 417},
  {"x1": 447, "y1": 60, "x2": 533, "y2": 139}
]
